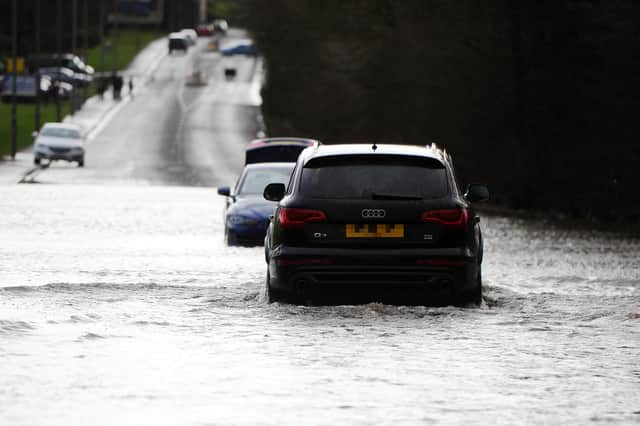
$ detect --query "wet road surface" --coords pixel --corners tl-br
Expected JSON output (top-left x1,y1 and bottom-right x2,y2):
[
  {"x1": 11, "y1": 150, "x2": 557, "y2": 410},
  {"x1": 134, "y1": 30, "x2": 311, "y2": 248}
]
[
  {"x1": 26, "y1": 30, "x2": 262, "y2": 187},
  {"x1": 1, "y1": 31, "x2": 639, "y2": 426},
  {"x1": 1, "y1": 185, "x2": 638, "y2": 425}
]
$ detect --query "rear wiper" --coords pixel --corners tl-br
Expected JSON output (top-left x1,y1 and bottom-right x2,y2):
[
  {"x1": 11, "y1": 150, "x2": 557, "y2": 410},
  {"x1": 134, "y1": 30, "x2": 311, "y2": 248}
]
[{"x1": 371, "y1": 192, "x2": 422, "y2": 200}]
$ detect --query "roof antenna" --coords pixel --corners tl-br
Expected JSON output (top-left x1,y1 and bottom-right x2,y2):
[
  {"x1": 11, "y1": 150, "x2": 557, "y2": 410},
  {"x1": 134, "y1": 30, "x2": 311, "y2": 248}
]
[{"x1": 372, "y1": 143, "x2": 378, "y2": 151}]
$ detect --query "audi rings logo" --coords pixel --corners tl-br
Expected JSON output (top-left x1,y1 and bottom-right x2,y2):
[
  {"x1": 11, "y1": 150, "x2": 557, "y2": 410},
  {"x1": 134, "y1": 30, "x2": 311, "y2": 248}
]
[{"x1": 361, "y1": 209, "x2": 386, "y2": 218}]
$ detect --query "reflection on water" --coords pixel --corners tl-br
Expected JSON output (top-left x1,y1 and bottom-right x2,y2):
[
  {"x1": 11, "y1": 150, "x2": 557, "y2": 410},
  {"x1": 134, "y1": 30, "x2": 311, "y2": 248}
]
[{"x1": 0, "y1": 185, "x2": 638, "y2": 425}]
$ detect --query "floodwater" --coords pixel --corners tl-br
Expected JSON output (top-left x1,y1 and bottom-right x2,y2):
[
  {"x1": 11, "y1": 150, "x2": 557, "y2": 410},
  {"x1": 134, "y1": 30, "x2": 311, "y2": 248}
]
[{"x1": 0, "y1": 185, "x2": 638, "y2": 425}]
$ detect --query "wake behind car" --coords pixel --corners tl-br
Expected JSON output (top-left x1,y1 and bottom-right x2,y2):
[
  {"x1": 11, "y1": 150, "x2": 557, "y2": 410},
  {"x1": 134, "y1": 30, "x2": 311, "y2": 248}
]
[
  {"x1": 33, "y1": 123, "x2": 85, "y2": 167},
  {"x1": 263, "y1": 143, "x2": 489, "y2": 306}
]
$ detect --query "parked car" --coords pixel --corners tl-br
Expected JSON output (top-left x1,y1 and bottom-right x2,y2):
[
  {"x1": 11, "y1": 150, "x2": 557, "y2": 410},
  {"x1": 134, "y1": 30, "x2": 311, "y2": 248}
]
[
  {"x1": 221, "y1": 43, "x2": 257, "y2": 56},
  {"x1": 27, "y1": 54, "x2": 94, "y2": 76},
  {"x1": 38, "y1": 67, "x2": 92, "y2": 88},
  {"x1": 218, "y1": 163, "x2": 296, "y2": 246},
  {"x1": 33, "y1": 122, "x2": 85, "y2": 167},
  {"x1": 213, "y1": 19, "x2": 229, "y2": 34},
  {"x1": 196, "y1": 24, "x2": 214, "y2": 37},
  {"x1": 168, "y1": 33, "x2": 189, "y2": 53},
  {"x1": 53, "y1": 81, "x2": 75, "y2": 100},
  {"x1": 180, "y1": 29, "x2": 198, "y2": 45},
  {"x1": 263, "y1": 143, "x2": 490, "y2": 306}
]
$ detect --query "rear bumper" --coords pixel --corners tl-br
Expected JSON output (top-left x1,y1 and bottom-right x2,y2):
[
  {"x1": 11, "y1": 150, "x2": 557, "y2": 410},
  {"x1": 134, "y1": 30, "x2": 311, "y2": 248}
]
[{"x1": 268, "y1": 245, "x2": 478, "y2": 300}]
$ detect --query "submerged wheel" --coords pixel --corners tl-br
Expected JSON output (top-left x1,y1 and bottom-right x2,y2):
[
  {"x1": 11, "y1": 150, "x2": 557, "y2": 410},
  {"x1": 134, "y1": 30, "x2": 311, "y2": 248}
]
[
  {"x1": 455, "y1": 264, "x2": 482, "y2": 306},
  {"x1": 265, "y1": 270, "x2": 279, "y2": 303},
  {"x1": 78, "y1": 158, "x2": 84, "y2": 167},
  {"x1": 34, "y1": 158, "x2": 41, "y2": 165}
]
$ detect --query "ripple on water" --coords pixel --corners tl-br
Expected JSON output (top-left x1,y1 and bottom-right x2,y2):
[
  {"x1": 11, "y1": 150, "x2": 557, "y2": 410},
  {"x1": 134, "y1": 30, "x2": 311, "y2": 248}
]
[{"x1": 0, "y1": 320, "x2": 35, "y2": 335}]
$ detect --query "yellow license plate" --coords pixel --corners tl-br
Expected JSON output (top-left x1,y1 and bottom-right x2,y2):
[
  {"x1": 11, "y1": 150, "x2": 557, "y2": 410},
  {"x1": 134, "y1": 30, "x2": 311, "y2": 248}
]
[{"x1": 345, "y1": 224, "x2": 405, "y2": 238}]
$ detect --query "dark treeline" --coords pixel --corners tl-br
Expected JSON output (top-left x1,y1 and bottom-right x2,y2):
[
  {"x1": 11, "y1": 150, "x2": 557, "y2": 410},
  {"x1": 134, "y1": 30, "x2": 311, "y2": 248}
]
[
  {"x1": 0, "y1": 0, "x2": 200, "y2": 55},
  {"x1": 244, "y1": 0, "x2": 640, "y2": 221}
]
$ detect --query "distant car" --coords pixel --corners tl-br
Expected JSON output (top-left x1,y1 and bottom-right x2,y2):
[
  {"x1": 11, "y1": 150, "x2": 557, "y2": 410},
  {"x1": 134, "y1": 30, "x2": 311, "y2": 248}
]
[
  {"x1": 196, "y1": 24, "x2": 214, "y2": 36},
  {"x1": 221, "y1": 43, "x2": 257, "y2": 56},
  {"x1": 37, "y1": 67, "x2": 92, "y2": 88},
  {"x1": 185, "y1": 70, "x2": 207, "y2": 86},
  {"x1": 263, "y1": 143, "x2": 490, "y2": 305},
  {"x1": 180, "y1": 29, "x2": 198, "y2": 45},
  {"x1": 168, "y1": 33, "x2": 189, "y2": 53},
  {"x1": 27, "y1": 54, "x2": 94, "y2": 76},
  {"x1": 33, "y1": 122, "x2": 85, "y2": 167},
  {"x1": 53, "y1": 81, "x2": 75, "y2": 100},
  {"x1": 213, "y1": 19, "x2": 229, "y2": 34},
  {"x1": 218, "y1": 163, "x2": 296, "y2": 246}
]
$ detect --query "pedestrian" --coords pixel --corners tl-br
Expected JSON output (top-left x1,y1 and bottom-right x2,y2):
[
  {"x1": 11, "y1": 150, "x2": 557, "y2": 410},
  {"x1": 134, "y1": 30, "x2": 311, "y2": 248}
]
[
  {"x1": 112, "y1": 72, "x2": 123, "y2": 100},
  {"x1": 128, "y1": 77, "x2": 134, "y2": 98},
  {"x1": 96, "y1": 76, "x2": 106, "y2": 100}
]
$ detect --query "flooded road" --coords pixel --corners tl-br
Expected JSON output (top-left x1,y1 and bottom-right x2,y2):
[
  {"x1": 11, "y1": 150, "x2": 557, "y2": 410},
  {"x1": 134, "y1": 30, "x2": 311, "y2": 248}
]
[{"x1": 1, "y1": 185, "x2": 638, "y2": 425}]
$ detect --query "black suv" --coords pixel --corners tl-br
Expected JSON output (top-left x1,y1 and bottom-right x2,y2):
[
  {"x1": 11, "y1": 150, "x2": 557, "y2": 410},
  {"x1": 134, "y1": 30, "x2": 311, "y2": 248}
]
[{"x1": 263, "y1": 143, "x2": 489, "y2": 305}]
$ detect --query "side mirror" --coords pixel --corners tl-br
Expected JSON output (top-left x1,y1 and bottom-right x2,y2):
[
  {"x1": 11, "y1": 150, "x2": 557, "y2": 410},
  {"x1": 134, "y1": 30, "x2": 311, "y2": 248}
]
[
  {"x1": 32, "y1": 131, "x2": 39, "y2": 140},
  {"x1": 264, "y1": 183, "x2": 286, "y2": 202},
  {"x1": 217, "y1": 186, "x2": 230, "y2": 196},
  {"x1": 465, "y1": 184, "x2": 490, "y2": 203}
]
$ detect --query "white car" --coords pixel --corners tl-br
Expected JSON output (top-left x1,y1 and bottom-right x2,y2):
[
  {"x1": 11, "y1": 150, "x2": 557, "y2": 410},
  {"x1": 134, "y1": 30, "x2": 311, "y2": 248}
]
[
  {"x1": 33, "y1": 122, "x2": 85, "y2": 167},
  {"x1": 180, "y1": 29, "x2": 198, "y2": 45}
]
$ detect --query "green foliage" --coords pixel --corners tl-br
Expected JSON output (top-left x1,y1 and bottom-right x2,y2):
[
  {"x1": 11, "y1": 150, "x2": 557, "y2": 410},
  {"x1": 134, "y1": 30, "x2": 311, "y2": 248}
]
[
  {"x1": 244, "y1": 0, "x2": 640, "y2": 220},
  {"x1": 208, "y1": 0, "x2": 241, "y2": 19}
]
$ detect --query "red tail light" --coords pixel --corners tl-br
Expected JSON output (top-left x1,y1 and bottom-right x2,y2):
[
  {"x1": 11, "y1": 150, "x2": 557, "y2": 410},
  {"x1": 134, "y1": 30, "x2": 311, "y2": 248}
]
[
  {"x1": 421, "y1": 208, "x2": 468, "y2": 228},
  {"x1": 278, "y1": 208, "x2": 327, "y2": 229}
]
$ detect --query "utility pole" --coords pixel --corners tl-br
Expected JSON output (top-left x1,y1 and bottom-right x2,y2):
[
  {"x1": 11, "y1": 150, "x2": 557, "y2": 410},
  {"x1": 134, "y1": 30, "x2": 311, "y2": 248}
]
[
  {"x1": 82, "y1": 0, "x2": 89, "y2": 105},
  {"x1": 70, "y1": 0, "x2": 78, "y2": 114},
  {"x1": 72, "y1": 0, "x2": 78, "y2": 53},
  {"x1": 10, "y1": 0, "x2": 18, "y2": 159},
  {"x1": 35, "y1": 0, "x2": 41, "y2": 131},
  {"x1": 99, "y1": 0, "x2": 105, "y2": 72},
  {"x1": 113, "y1": 0, "x2": 119, "y2": 72},
  {"x1": 55, "y1": 0, "x2": 62, "y2": 121}
]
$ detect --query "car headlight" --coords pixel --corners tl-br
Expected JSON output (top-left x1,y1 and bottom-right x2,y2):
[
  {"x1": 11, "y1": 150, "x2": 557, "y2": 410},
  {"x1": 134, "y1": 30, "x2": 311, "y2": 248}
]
[
  {"x1": 227, "y1": 215, "x2": 259, "y2": 225},
  {"x1": 35, "y1": 143, "x2": 49, "y2": 151}
]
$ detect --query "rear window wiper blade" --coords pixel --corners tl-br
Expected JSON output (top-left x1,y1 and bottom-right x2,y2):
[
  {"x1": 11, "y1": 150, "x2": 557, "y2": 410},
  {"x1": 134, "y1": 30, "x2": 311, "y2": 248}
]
[{"x1": 371, "y1": 192, "x2": 423, "y2": 200}]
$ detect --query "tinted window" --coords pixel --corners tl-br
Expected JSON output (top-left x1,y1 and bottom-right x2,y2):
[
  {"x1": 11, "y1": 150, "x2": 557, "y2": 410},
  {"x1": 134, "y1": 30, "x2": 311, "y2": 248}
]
[
  {"x1": 300, "y1": 155, "x2": 449, "y2": 199},
  {"x1": 237, "y1": 165, "x2": 295, "y2": 195}
]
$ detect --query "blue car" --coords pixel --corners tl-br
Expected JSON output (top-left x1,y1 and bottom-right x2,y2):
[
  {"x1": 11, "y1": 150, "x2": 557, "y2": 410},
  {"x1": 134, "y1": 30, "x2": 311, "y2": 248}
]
[
  {"x1": 218, "y1": 163, "x2": 295, "y2": 246},
  {"x1": 221, "y1": 43, "x2": 257, "y2": 56}
]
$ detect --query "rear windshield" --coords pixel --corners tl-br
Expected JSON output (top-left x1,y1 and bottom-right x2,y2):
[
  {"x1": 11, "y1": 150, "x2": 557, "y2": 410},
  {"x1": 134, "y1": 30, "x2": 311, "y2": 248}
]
[{"x1": 300, "y1": 155, "x2": 449, "y2": 199}]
